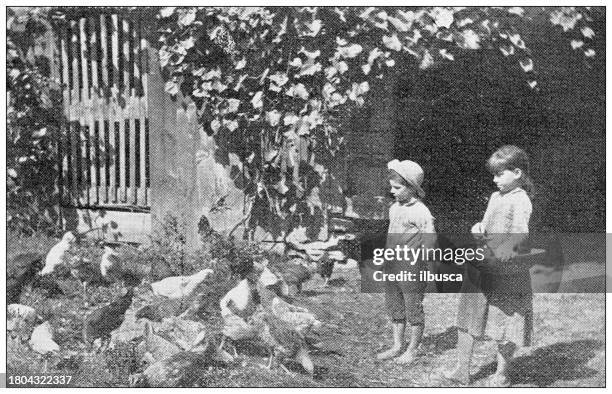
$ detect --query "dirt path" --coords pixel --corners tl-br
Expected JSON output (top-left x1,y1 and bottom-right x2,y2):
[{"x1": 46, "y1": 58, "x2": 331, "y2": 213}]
[{"x1": 281, "y1": 267, "x2": 606, "y2": 387}]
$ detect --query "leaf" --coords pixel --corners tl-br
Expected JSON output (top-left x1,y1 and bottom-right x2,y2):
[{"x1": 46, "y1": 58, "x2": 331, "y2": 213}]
[
  {"x1": 571, "y1": 40, "x2": 585, "y2": 49},
  {"x1": 226, "y1": 99, "x2": 241, "y2": 113},
  {"x1": 165, "y1": 81, "x2": 179, "y2": 96},
  {"x1": 499, "y1": 45, "x2": 515, "y2": 56},
  {"x1": 388, "y1": 15, "x2": 411, "y2": 32},
  {"x1": 251, "y1": 91, "x2": 264, "y2": 109},
  {"x1": 509, "y1": 33, "x2": 526, "y2": 49},
  {"x1": 581, "y1": 26, "x2": 595, "y2": 38},
  {"x1": 385, "y1": 58, "x2": 395, "y2": 67},
  {"x1": 160, "y1": 7, "x2": 176, "y2": 18},
  {"x1": 289, "y1": 57, "x2": 303, "y2": 67},
  {"x1": 439, "y1": 49, "x2": 454, "y2": 60},
  {"x1": 212, "y1": 80, "x2": 227, "y2": 92},
  {"x1": 180, "y1": 36, "x2": 195, "y2": 50},
  {"x1": 335, "y1": 61, "x2": 349, "y2": 74},
  {"x1": 269, "y1": 72, "x2": 289, "y2": 86},
  {"x1": 286, "y1": 83, "x2": 309, "y2": 100},
  {"x1": 273, "y1": 177, "x2": 289, "y2": 195},
  {"x1": 527, "y1": 80, "x2": 537, "y2": 89},
  {"x1": 299, "y1": 61, "x2": 322, "y2": 77},
  {"x1": 457, "y1": 18, "x2": 474, "y2": 28},
  {"x1": 7, "y1": 168, "x2": 17, "y2": 178},
  {"x1": 32, "y1": 128, "x2": 47, "y2": 138},
  {"x1": 299, "y1": 47, "x2": 321, "y2": 59},
  {"x1": 266, "y1": 110, "x2": 282, "y2": 126},
  {"x1": 549, "y1": 9, "x2": 583, "y2": 32},
  {"x1": 224, "y1": 119, "x2": 239, "y2": 132},
  {"x1": 419, "y1": 50, "x2": 434, "y2": 69},
  {"x1": 519, "y1": 58, "x2": 534, "y2": 72},
  {"x1": 283, "y1": 113, "x2": 299, "y2": 125},
  {"x1": 337, "y1": 43, "x2": 363, "y2": 58},
  {"x1": 359, "y1": 7, "x2": 376, "y2": 20},
  {"x1": 507, "y1": 7, "x2": 524, "y2": 16},
  {"x1": 382, "y1": 34, "x2": 402, "y2": 51},
  {"x1": 210, "y1": 119, "x2": 221, "y2": 133},
  {"x1": 584, "y1": 49, "x2": 596, "y2": 57},
  {"x1": 178, "y1": 9, "x2": 196, "y2": 27},
  {"x1": 460, "y1": 29, "x2": 481, "y2": 50},
  {"x1": 202, "y1": 68, "x2": 222, "y2": 80},
  {"x1": 430, "y1": 7, "x2": 454, "y2": 29},
  {"x1": 235, "y1": 58, "x2": 247, "y2": 70},
  {"x1": 302, "y1": 19, "x2": 322, "y2": 37}
]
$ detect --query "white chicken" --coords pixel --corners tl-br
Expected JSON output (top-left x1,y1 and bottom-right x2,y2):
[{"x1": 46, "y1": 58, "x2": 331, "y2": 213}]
[
  {"x1": 41, "y1": 232, "x2": 76, "y2": 275},
  {"x1": 7, "y1": 304, "x2": 38, "y2": 335},
  {"x1": 99, "y1": 246, "x2": 119, "y2": 277},
  {"x1": 136, "y1": 321, "x2": 182, "y2": 365},
  {"x1": 150, "y1": 268, "x2": 213, "y2": 299},
  {"x1": 8, "y1": 303, "x2": 37, "y2": 321},
  {"x1": 220, "y1": 279, "x2": 260, "y2": 342},
  {"x1": 29, "y1": 321, "x2": 60, "y2": 372}
]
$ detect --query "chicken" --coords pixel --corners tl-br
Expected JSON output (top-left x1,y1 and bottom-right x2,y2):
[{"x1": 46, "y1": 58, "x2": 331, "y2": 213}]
[
  {"x1": 7, "y1": 304, "x2": 38, "y2": 336},
  {"x1": 287, "y1": 234, "x2": 349, "y2": 286},
  {"x1": 261, "y1": 290, "x2": 322, "y2": 337},
  {"x1": 8, "y1": 303, "x2": 37, "y2": 321},
  {"x1": 130, "y1": 334, "x2": 232, "y2": 387},
  {"x1": 69, "y1": 255, "x2": 109, "y2": 299},
  {"x1": 136, "y1": 321, "x2": 182, "y2": 365},
  {"x1": 136, "y1": 296, "x2": 194, "y2": 322},
  {"x1": 150, "y1": 268, "x2": 213, "y2": 299},
  {"x1": 252, "y1": 309, "x2": 314, "y2": 374},
  {"x1": 8, "y1": 253, "x2": 66, "y2": 303},
  {"x1": 29, "y1": 321, "x2": 60, "y2": 372},
  {"x1": 102, "y1": 247, "x2": 149, "y2": 287},
  {"x1": 41, "y1": 231, "x2": 76, "y2": 275},
  {"x1": 99, "y1": 246, "x2": 119, "y2": 278},
  {"x1": 83, "y1": 288, "x2": 134, "y2": 346},
  {"x1": 220, "y1": 279, "x2": 260, "y2": 342},
  {"x1": 275, "y1": 258, "x2": 318, "y2": 294},
  {"x1": 7, "y1": 252, "x2": 44, "y2": 303}
]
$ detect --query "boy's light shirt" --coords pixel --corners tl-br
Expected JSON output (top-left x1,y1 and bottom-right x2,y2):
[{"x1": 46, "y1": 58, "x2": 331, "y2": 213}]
[{"x1": 480, "y1": 187, "x2": 532, "y2": 253}]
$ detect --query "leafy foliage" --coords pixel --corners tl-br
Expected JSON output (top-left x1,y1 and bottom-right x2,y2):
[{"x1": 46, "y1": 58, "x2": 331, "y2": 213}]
[
  {"x1": 7, "y1": 8, "x2": 64, "y2": 235},
  {"x1": 153, "y1": 6, "x2": 597, "y2": 234}
]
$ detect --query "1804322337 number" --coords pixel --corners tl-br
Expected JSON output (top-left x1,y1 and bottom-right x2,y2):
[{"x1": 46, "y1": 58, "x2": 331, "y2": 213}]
[{"x1": 7, "y1": 374, "x2": 73, "y2": 386}]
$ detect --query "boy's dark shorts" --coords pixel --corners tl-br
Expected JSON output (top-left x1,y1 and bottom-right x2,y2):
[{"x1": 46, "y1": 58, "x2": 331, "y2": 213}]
[{"x1": 385, "y1": 280, "x2": 426, "y2": 325}]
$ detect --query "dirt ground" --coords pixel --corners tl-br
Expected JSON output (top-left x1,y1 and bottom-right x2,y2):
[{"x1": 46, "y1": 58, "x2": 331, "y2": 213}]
[{"x1": 6, "y1": 233, "x2": 605, "y2": 387}]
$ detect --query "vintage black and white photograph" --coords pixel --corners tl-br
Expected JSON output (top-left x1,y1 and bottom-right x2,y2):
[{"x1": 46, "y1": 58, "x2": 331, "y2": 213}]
[{"x1": 5, "y1": 6, "x2": 606, "y2": 387}]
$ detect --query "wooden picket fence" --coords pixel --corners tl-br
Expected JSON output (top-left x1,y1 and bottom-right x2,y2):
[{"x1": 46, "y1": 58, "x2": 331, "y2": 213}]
[{"x1": 57, "y1": 12, "x2": 150, "y2": 210}]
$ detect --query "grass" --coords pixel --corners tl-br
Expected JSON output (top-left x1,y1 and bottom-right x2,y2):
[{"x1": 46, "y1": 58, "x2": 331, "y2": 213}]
[{"x1": 6, "y1": 231, "x2": 605, "y2": 387}]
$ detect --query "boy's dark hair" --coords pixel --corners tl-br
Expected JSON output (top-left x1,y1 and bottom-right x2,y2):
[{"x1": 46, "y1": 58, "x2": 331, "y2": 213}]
[{"x1": 486, "y1": 145, "x2": 534, "y2": 196}]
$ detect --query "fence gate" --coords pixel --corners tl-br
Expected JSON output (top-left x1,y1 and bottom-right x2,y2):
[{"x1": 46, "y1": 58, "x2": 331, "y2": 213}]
[{"x1": 57, "y1": 12, "x2": 150, "y2": 211}]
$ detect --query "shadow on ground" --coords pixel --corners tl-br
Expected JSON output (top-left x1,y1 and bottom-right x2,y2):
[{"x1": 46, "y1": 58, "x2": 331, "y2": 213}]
[
  {"x1": 421, "y1": 326, "x2": 458, "y2": 354},
  {"x1": 472, "y1": 339, "x2": 603, "y2": 386}
]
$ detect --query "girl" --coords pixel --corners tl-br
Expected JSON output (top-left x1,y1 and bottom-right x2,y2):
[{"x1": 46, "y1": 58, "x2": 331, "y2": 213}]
[
  {"x1": 376, "y1": 159, "x2": 436, "y2": 365},
  {"x1": 445, "y1": 145, "x2": 534, "y2": 386}
]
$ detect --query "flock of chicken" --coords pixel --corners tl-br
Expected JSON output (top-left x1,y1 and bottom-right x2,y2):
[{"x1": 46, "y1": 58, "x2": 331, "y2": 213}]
[{"x1": 7, "y1": 230, "x2": 356, "y2": 387}]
